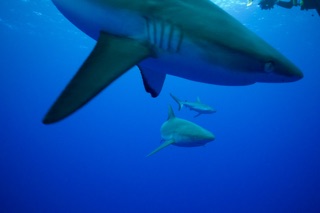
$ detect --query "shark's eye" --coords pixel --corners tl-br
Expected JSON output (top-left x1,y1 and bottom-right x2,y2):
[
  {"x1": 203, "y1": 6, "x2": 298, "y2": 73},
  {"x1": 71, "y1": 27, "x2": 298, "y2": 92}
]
[{"x1": 264, "y1": 61, "x2": 275, "y2": 73}]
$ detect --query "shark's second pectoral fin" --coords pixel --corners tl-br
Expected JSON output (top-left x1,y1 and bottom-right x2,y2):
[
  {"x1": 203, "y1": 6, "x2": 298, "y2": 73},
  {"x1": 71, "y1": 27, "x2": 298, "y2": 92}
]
[
  {"x1": 194, "y1": 113, "x2": 202, "y2": 118},
  {"x1": 138, "y1": 65, "x2": 166, "y2": 98},
  {"x1": 43, "y1": 32, "x2": 152, "y2": 124},
  {"x1": 146, "y1": 139, "x2": 175, "y2": 157}
]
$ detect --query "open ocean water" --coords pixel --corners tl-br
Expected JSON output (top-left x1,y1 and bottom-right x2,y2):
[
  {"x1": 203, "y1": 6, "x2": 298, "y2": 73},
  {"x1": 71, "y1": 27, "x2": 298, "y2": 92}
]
[{"x1": 1, "y1": 0, "x2": 320, "y2": 212}]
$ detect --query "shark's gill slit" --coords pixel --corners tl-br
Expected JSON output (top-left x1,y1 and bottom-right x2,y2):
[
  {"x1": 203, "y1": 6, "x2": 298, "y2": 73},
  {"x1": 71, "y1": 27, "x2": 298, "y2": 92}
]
[
  {"x1": 146, "y1": 18, "x2": 155, "y2": 45},
  {"x1": 167, "y1": 24, "x2": 175, "y2": 51},
  {"x1": 146, "y1": 18, "x2": 182, "y2": 53},
  {"x1": 145, "y1": 18, "x2": 151, "y2": 43},
  {"x1": 153, "y1": 19, "x2": 157, "y2": 45},
  {"x1": 159, "y1": 21, "x2": 165, "y2": 49},
  {"x1": 168, "y1": 24, "x2": 183, "y2": 53},
  {"x1": 176, "y1": 29, "x2": 184, "y2": 53}
]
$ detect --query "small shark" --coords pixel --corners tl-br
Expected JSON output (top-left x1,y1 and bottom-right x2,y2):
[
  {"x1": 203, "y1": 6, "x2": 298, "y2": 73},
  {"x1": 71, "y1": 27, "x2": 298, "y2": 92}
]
[
  {"x1": 170, "y1": 93, "x2": 216, "y2": 117},
  {"x1": 147, "y1": 105, "x2": 215, "y2": 157},
  {"x1": 43, "y1": 0, "x2": 303, "y2": 124}
]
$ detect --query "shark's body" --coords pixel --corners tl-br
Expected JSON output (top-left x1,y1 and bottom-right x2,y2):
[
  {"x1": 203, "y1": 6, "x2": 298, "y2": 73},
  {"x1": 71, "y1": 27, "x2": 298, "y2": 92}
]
[
  {"x1": 170, "y1": 93, "x2": 215, "y2": 117},
  {"x1": 44, "y1": 0, "x2": 303, "y2": 124},
  {"x1": 147, "y1": 106, "x2": 215, "y2": 156}
]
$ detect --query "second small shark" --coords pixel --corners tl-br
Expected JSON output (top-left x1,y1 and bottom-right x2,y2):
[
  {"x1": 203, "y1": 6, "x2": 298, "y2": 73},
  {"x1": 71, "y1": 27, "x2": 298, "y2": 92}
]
[
  {"x1": 147, "y1": 105, "x2": 215, "y2": 157},
  {"x1": 170, "y1": 93, "x2": 216, "y2": 117}
]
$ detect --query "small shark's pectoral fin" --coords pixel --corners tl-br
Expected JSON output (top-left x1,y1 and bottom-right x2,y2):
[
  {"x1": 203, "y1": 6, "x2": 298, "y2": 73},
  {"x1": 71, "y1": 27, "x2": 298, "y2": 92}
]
[
  {"x1": 194, "y1": 113, "x2": 202, "y2": 118},
  {"x1": 147, "y1": 139, "x2": 175, "y2": 157},
  {"x1": 138, "y1": 65, "x2": 166, "y2": 98},
  {"x1": 43, "y1": 32, "x2": 152, "y2": 124}
]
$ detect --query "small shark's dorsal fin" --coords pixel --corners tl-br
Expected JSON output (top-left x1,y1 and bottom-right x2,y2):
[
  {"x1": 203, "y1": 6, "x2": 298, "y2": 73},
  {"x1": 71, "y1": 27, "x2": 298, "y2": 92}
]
[
  {"x1": 197, "y1": 97, "x2": 201, "y2": 103},
  {"x1": 146, "y1": 139, "x2": 175, "y2": 157},
  {"x1": 138, "y1": 65, "x2": 166, "y2": 98},
  {"x1": 43, "y1": 32, "x2": 152, "y2": 124},
  {"x1": 168, "y1": 105, "x2": 175, "y2": 120}
]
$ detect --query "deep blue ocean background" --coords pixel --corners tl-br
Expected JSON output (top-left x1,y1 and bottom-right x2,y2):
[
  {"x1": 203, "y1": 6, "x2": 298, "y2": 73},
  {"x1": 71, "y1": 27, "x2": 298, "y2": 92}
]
[{"x1": 1, "y1": 0, "x2": 320, "y2": 212}]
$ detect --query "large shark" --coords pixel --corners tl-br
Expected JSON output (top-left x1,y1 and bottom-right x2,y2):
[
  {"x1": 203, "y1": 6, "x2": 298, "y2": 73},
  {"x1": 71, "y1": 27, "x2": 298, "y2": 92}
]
[
  {"x1": 43, "y1": 0, "x2": 303, "y2": 124},
  {"x1": 147, "y1": 105, "x2": 215, "y2": 157},
  {"x1": 170, "y1": 93, "x2": 216, "y2": 117}
]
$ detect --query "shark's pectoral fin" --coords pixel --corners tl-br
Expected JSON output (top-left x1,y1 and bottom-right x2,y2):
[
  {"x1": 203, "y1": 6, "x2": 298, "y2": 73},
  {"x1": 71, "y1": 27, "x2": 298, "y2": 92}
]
[
  {"x1": 194, "y1": 113, "x2": 202, "y2": 118},
  {"x1": 138, "y1": 65, "x2": 166, "y2": 98},
  {"x1": 43, "y1": 32, "x2": 152, "y2": 124},
  {"x1": 146, "y1": 139, "x2": 174, "y2": 157}
]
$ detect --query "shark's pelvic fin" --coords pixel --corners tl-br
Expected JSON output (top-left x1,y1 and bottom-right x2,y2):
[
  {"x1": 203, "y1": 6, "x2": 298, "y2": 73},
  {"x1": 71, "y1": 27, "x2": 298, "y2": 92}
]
[
  {"x1": 43, "y1": 32, "x2": 152, "y2": 124},
  {"x1": 138, "y1": 65, "x2": 166, "y2": 98},
  {"x1": 170, "y1": 93, "x2": 183, "y2": 110},
  {"x1": 146, "y1": 139, "x2": 174, "y2": 157}
]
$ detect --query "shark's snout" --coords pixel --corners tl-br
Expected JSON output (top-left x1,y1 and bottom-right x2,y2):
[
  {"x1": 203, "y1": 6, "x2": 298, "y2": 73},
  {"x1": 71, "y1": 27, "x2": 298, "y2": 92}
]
[
  {"x1": 208, "y1": 107, "x2": 217, "y2": 113},
  {"x1": 202, "y1": 130, "x2": 215, "y2": 143},
  {"x1": 285, "y1": 67, "x2": 304, "y2": 82},
  {"x1": 262, "y1": 54, "x2": 304, "y2": 83},
  {"x1": 256, "y1": 59, "x2": 303, "y2": 84},
  {"x1": 276, "y1": 61, "x2": 303, "y2": 83}
]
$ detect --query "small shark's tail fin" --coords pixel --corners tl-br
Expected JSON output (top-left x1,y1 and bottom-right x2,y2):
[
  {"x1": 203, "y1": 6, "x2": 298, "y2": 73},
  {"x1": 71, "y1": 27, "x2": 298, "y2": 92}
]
[{"x1": 170, "y1": 93, "x2": 183, "y2": 110}]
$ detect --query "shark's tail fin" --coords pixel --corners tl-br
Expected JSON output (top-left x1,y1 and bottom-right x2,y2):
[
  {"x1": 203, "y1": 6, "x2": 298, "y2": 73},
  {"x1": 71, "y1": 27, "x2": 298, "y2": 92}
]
[{"x1": 170, "y1": 93, "x2": 183, "y2": 110}]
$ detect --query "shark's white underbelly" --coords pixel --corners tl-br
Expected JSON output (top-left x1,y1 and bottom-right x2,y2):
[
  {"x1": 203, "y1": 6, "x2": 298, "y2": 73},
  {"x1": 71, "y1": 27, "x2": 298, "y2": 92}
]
[{"x1": 140, "y1": 41, "x2": 256, "y2": 86}]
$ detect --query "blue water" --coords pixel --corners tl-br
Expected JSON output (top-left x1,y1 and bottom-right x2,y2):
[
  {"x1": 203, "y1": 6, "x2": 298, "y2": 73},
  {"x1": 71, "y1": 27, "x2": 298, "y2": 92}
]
[{"x1": 1, "y1": 1, "x2": 320, "y2": 212}]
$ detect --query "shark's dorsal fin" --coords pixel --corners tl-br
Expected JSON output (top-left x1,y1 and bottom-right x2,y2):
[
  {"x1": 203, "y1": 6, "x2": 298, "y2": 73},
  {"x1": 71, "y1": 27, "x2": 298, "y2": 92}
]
[
  {"x1": 197, "y1": 97, "x2": 201, "y2": 103},
  {"x1": 138, "y1": 65, "x2": 166, "y2": 98},
  {"x1": 43, "y1": 32, "x2": 152, "y2": 124},
  {"x1": 168, "y1": 105, "x2": 175, "y2": 120},
  {"x1": 146, "y1": 139, "x2": 174, "y2": 157}
]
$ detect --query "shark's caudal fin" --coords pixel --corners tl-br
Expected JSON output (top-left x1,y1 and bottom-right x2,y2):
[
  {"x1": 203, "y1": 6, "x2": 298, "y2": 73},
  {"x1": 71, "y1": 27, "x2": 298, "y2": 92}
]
[
  {"x1": 170, "y1": 93, "x2": 183, "y2": 110},
  {"x1": 146, "y1": 139, "x2": 174, "y2": 157},
  {"x1": 43, "y1": 32, "x2": 152, "y2": 124},
  {"x1": 138, "y1": 65, "x2": 166, "y2": 98}
]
